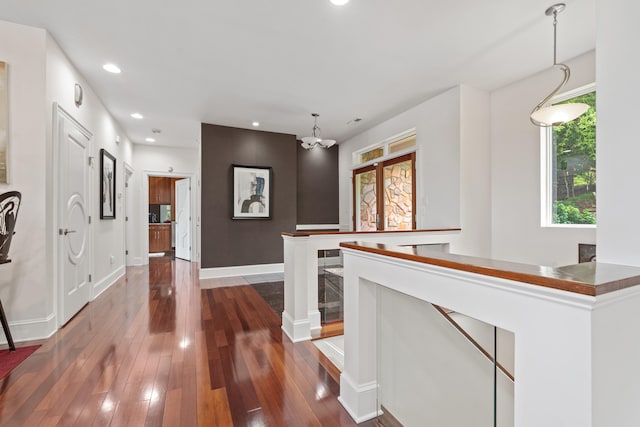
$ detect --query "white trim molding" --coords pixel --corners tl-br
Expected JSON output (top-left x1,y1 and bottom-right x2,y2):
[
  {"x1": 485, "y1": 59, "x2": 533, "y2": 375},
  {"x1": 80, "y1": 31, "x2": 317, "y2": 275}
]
[
  {"x1": 92, "y1": 265, "x2": 126, "y2": 300},
  {"x1": 0, "y1": 313, "x2": 57, "y2": 345},
  {"x1": 199, "y1": 263, "x2": 284, "y2": 280},
  {"x1": 296, "y1": 224, "x2": 340, "y2": 231}
]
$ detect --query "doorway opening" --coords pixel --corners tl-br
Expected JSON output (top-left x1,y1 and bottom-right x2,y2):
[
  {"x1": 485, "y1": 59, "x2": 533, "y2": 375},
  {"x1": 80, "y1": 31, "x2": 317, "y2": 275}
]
[{"x1": 147, "y1": 175, "x2": 191, "y2": 261}]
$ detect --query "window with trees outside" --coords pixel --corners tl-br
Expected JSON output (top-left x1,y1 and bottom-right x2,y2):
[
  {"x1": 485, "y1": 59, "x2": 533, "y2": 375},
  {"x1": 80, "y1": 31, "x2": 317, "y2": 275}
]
[{"x1": 544, "y1": 86, "x2": 596, "y2": 225}]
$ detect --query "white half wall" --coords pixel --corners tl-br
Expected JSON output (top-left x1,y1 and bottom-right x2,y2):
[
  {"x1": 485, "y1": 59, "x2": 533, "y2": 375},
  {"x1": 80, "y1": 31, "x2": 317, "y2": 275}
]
[{"x1": 490, "y1": 50, "x2": 596, "y2": 267}]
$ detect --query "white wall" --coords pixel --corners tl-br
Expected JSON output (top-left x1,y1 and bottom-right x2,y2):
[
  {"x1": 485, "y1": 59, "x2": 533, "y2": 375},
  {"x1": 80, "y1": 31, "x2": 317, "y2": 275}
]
[
  {"x1": 378, "y1": 286, "x2": 513, "y2": 427},
  {"x1": 339, "y1": 85, "x2": 492, "y2": 257},
  {"x1": 460, "y1": 85, "x2": 492, "y2": 257},
  {"x1": 0, "y1": 21, "x2": 135, "y2": 342},
  {"x1": 131, "y1": 143, "x2": 198, "y2": 265},
  {"x1": 0, "y1": 21, "x2": 51, "y2": 340},
  {"x1": 339, "y1": 87, "x2": 460, "y2": 232},
  {"x1": 490, "y1": 51, "x2": 596, "y2": 266},
  {"x1": 46, "y1": 35, "x2": 134, "y2": 300},
  {"x1": 595, "y1": 1, "x2": 640, "y2": 266}
]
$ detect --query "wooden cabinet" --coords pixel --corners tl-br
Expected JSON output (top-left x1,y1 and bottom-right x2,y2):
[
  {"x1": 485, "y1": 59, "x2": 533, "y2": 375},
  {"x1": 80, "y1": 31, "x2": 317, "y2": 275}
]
[
  {"x1": 149, "y1": 224, "x2": 172, "y2": 253},
  {"x1": 149, "y1": 177, "x2": 172, "y2": 205}
]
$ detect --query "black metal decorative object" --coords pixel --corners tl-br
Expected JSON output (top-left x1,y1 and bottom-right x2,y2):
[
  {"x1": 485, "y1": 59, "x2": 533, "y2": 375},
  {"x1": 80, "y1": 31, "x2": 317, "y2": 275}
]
[{"x1": 0, "y1": 191, "x2": 20, "y2": 262}]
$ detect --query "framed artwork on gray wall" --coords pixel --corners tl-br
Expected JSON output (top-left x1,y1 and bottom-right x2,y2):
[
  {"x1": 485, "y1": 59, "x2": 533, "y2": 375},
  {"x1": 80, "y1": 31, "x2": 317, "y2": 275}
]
[
  {"x1": 232, "y1": 164, "x2": 272, "y2": 219},
  {"x1": 100, "y1": 149, "x2": 116, "y2": 219},
  {"x1": 0, "y1": 61, "x2": 8, "y2": 184}
]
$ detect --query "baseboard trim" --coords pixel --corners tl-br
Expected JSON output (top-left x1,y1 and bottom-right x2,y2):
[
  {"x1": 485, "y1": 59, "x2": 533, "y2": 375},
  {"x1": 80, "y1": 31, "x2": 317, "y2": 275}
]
[
  {"x1": 281, "y1": 311, "x2": 312, "y2": 343},
  {"x1": 199, "y1": 263, "x2": 284, "y2": 279},
  {"x1": 92, "y1": 265, "x2": 126, "y2": 300},
  {"x1": 296, "y1": 224, "x2": 340, "y2": 231},
  {"x1": 0, "y1": 312, "x2": 57, "y2": 345},
  {"x1": 339, "y1": 373, "x2": 380, "y2": 423}
]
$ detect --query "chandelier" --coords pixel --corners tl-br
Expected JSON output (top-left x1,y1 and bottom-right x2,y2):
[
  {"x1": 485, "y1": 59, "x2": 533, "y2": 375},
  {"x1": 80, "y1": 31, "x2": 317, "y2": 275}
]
[{"x1": 300, "y1": 113, "x2": 336, "y2": 149}]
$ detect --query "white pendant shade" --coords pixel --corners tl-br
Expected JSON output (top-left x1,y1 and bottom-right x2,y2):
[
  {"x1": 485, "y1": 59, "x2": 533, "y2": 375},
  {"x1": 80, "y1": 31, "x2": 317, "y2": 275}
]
[
  {"x1": 530, "y1": 4, "x2": 588, "y2": 127},
  {"x1": 301, "y1": 136, "x2": 318, "y2": 149},
  {"x1": 317, "y1": 139, "x2": 336, "y2": 148},
  {"x1": 530, "y1": 102, "x2": 589, "y2": 127}
]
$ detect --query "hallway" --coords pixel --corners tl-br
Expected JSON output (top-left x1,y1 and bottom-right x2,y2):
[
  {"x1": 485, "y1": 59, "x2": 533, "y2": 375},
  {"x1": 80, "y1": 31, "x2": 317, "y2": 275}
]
[{"x1": 0, "y1": 257, "x2": 371, "y2": 426}]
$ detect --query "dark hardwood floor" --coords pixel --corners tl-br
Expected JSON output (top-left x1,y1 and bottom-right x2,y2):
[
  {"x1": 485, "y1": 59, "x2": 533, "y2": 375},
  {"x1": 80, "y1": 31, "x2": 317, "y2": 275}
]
[{"x1": 0, "y1": 257, "x2": 373, "y2": 426}]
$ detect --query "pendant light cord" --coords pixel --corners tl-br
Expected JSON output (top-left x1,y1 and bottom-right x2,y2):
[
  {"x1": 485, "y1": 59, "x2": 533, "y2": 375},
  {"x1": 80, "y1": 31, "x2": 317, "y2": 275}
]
[{"x1": 552, "y1": 11, "x2": 558, "y2": 65}]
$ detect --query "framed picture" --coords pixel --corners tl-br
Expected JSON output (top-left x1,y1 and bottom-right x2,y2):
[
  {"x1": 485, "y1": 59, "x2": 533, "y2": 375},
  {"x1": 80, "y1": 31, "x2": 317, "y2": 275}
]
[
  {"x1": 232, "y1": 164, "x2": 272, "y2": 219},
  {"x1": 0, "y1": 62, "x2": 8, "y2": 184},
  {"x1": 100, "y1": 149, "x2": 116, "y2": 219}
]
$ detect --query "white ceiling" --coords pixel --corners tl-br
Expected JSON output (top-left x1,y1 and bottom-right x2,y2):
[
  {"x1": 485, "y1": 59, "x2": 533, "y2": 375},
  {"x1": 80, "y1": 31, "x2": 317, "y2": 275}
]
[{"x1": 0, "y1": 0, "x2": 595, "y2": 148}]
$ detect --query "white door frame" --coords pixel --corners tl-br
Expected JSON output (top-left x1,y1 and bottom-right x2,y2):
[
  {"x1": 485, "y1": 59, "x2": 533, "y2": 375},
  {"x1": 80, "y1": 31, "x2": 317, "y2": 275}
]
[
  {"x1": 124, "y1": 163, "x2": 134, "y2": 266},
  {"x1": 142, "y1": 171, "x2": 197, "y2": 263},
  {"x1": 52, "y1": 103, "x2": 93, "y2": 328}
]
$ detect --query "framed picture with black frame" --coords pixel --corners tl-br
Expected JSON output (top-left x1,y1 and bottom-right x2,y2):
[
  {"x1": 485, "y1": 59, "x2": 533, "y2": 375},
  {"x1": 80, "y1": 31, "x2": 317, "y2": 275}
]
[
  {"x1": 232, "y1": 164, "x2": 272, "y2": 219},
  {"x1": 100, "y1": 148, "x2": 116, "y2": 219}
]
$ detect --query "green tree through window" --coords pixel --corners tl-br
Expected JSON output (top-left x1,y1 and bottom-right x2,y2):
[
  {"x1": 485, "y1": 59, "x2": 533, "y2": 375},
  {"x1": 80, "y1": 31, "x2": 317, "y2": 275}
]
[{"x1": 551, "y1": 91, "x2": 596, "y2": 224}]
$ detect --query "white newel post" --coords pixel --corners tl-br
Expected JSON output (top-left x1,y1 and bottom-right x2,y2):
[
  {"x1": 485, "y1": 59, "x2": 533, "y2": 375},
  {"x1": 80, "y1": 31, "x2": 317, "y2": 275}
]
[
  {"x1": 282, "y1": 235, "x2": 312, "y2": 342},
  {"x1": 338, "y1": 253, "x2": 379, "y2": 422}
]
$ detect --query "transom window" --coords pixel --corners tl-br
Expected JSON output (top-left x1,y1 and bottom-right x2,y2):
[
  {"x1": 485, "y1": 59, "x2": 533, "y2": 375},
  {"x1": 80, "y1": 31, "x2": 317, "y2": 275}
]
[
  {"x1": 542, "y1": 84, "x2": 596, "y2": 226},
  {"x1": 353, "y1": 131, "x2": 416, "y2": 166}
]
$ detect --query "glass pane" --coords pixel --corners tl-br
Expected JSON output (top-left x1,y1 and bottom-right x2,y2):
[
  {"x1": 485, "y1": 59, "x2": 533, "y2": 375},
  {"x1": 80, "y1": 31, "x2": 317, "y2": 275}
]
[
  {"x1": 360, "y1": 147, "x2": 384, "y2": 163},
  {"x1": 551, "y1": 91, "x2": 596, "y2": 224},
  {"x1": 376, "y1": 286, "x2": 514, "y2": 427},
  {"x1": 389, "y1": 135, "x2": 416, "y2": 154},
  {"x1": 318, "y1": 249, "x2": 344, "y2": 324},
  {"x1": 383, "y1": 159, "x2": 413, "y2": 230},
  {"x1": 355, "y1": 169, "x2": 377, "y2": 231}
]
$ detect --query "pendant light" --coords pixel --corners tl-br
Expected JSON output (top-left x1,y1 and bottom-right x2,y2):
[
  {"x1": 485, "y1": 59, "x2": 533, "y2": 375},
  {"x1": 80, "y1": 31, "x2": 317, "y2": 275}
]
[
  {"x1": 530, "y1": 3, "x2": 589, "y2": 127},
  {"x1": 300, "y1": 113, "x2": 336, "y2": 149}
]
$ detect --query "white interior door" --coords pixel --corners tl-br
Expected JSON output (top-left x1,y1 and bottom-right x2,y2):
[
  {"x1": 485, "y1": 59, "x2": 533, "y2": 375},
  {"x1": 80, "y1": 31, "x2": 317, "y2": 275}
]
[
  {"x1": 175, "y1": 178, "x2": 191, "y2": 261},
  {"x1": 57, "y1": 106, "x2": 92, "y2": 326}
]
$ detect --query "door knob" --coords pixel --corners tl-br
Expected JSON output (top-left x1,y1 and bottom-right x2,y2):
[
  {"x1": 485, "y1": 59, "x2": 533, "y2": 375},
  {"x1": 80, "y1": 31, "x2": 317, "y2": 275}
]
[{"x1": 64, "y1": 229, "x2": 76, "y2": 235}]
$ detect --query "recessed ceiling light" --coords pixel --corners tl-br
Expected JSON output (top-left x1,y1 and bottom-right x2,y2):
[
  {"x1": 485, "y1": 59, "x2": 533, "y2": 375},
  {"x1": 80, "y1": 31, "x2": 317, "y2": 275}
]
[
  {"x1": 102, "y1": 63, "x2": 121, "y2": 74},
  {"x1": 145, "y1": 137, "x2": 155, "y2": 143},
  {"x1": 252, "y1": 121, "x2": 260, "y2": 127},
  {"x1": 130, "y1": 113, "x2": 143, "y2": 119},
  {"x1": 330, "y1": 0, "x2": 349, "y2": 5}
]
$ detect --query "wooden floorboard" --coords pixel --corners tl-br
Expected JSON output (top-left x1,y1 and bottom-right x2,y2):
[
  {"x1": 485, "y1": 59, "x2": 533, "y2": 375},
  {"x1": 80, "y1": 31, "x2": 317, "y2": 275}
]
[{"x1": 0, "y1": 256, "x2": 374, "y2": 426}]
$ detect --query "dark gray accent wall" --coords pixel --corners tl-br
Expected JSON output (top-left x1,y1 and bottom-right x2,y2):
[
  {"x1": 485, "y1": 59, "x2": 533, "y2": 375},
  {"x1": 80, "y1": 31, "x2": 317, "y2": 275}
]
[
  {"x1": 201, "y1": 124, "x2": 297, "y2": 268},
  {"x1": 296, "y1": 143, "x2": 339, "y2": 224}
]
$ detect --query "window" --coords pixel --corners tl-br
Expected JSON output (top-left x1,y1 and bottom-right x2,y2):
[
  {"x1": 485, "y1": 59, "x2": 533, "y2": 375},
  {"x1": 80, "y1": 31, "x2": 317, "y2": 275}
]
[
  {"x1": 353, "y1": 129, "x2": 416, "y2": 165},
  {"x1": 543, "y1": 86, "x2": 596, "y2": 225}
]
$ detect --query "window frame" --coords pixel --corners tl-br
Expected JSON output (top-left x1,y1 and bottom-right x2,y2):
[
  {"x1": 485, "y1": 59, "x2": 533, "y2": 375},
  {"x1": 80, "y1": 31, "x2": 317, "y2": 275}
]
[
  {"x1": 352, "y1": 128, "x2": 416, "y2": 168},
  {"x1": 352, "y1": 152, "x2": 416, "y2": 231},
  {"x1": 540, "y1": 82, "x2": 596, "y2": 228}
]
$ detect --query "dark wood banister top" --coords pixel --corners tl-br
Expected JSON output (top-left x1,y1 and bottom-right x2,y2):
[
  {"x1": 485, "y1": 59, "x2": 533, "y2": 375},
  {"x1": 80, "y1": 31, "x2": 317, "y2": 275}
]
[
  {"x1": 281, "y1": 228, "x2": 461, "y2": 238},
  {"x1": 339, "y1": 241, "x2": 640, "y2": 297}
]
